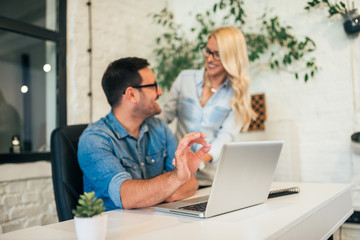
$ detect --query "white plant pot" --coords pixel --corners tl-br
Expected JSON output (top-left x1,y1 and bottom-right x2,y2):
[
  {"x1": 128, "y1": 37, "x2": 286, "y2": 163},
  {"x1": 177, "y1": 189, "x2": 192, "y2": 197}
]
[{"x1": 74, "y1": 213, "x2": 108, "y2": 240}]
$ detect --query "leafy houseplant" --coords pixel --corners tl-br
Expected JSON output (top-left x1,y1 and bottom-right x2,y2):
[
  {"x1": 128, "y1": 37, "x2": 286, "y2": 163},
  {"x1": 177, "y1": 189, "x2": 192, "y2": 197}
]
[
  {"x1": 73, "y1": 191, "x2": 106, "y2": 217},
  {"x1": 73, "y1": 191, "x2": 107, "y2": 240},
  {"x1": 150, "y1": 0, "x2": 318, "y2": 91}
]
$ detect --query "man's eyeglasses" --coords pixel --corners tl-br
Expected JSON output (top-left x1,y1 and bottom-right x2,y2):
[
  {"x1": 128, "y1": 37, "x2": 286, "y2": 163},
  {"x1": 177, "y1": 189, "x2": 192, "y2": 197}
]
[
  {"x1": 123, "y1": 81, "x2": 159, "y2": 94},
  {"x1": 204, "y1": 48, "x2": 221, "y2": 61}
]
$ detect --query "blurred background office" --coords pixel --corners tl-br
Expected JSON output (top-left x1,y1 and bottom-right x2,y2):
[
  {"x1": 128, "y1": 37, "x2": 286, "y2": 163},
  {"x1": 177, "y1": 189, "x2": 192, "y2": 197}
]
[{"x1": 0, "y1": 0, "x2": 359, "y2": 239}]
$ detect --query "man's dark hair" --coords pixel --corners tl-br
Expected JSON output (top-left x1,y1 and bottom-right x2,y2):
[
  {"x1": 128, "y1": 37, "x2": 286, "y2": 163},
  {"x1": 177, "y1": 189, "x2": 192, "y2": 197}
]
[{"x1": 101, "y1": 57, "x2": 149, "y2": 107}]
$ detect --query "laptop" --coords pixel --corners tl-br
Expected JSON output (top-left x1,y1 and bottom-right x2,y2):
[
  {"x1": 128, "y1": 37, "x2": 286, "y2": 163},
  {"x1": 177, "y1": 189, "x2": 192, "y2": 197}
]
[{"x1": 154, "y1": 140, "x2": 284, "y2": 218}]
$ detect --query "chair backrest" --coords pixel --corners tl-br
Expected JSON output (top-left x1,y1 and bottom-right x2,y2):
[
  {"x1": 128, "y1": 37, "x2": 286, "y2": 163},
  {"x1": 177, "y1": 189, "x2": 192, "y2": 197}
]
[{"x1": 50, "y1": 124, "x2": 88, "y2": 221}]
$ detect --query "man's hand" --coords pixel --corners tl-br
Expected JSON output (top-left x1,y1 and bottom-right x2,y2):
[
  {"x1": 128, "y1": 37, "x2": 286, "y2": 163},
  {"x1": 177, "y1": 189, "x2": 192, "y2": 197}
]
[
  {"x1": 120, "y1": 132, "x2": 210, "y2": 210},
  {"x1": 173, "y1": 132, "x2": 211, "y2": 183}
]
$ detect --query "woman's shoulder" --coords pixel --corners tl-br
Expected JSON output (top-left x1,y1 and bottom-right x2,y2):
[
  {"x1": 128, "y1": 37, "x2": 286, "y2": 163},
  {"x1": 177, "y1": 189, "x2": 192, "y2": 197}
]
[
  {"x1": 174, "y1": 69, "x2": 204, "y2": 87},
  {"x1": 178, "y1": 69, "x2": 204, "y2": 78}
]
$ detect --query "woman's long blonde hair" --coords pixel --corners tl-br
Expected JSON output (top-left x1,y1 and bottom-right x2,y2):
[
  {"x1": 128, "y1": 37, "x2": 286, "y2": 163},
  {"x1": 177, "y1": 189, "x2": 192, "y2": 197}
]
[{"x1": 209, "y1": 26, "x2": 256, "y2": 132}]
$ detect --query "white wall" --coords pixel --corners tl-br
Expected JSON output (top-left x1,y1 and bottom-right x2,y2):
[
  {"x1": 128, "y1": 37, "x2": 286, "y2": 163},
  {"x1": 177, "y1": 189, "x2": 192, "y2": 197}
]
[
  {"x1": 165, "y1": 0, "x2": 360, "y2": 204},
  {"x1": 244, "y1": 0, "x2": 360, "y2": 202},
  {"x1": 67, "y1": 0, "x2": 168, "y2": 124}
]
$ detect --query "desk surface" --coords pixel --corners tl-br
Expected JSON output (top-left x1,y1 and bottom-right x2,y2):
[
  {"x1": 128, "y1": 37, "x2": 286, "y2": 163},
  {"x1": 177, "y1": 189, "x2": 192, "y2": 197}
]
[{"x1": 0, "y1": 182, "x2": 353, "y2": 240}]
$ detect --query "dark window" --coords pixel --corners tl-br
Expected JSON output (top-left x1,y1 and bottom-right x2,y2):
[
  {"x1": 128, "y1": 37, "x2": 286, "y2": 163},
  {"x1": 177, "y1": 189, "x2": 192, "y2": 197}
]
[
  {"x1": 0, "y1": 0, "x2": 66, "y2": 163},
  {"x1": 0, "y1": 0, "x2": 57, "y2": 31}
]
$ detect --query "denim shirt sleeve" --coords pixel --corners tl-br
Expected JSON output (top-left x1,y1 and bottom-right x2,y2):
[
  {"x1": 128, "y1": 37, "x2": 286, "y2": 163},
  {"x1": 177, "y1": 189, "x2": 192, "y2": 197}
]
[
  {"x1": 163, "y1": 120, "x2": 177, "y2": 171},
  {"x1": 78, "y1": 129, "x2": 132, "y2": 209}
]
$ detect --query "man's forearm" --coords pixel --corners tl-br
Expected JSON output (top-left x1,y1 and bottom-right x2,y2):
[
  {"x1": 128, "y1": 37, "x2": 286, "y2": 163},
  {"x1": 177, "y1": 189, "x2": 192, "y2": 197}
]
[
  {"x1": 164, "y1": 175, "x2": 198, "y2": 203},
  {"x1": 120, "y1": 170, "x2": 184, "y2": 209}
]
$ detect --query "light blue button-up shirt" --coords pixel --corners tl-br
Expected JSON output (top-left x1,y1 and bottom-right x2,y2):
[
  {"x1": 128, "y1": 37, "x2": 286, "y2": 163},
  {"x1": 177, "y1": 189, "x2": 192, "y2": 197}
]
[
  {"x1": 159, "y1": 69, "x2": 242, "y2": 185},
  {"x1": 78, "y1": 111, "x2": 177, "y2": 210}
]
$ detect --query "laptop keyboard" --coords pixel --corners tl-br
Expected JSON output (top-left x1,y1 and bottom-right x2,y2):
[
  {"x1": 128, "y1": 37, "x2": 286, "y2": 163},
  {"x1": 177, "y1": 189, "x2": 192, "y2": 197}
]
[{"x1": 179, "y1": 202, "x2": 208, "y2": 212}]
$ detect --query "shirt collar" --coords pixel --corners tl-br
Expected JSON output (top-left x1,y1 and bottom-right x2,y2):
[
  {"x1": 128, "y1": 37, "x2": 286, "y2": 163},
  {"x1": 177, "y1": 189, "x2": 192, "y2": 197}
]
[
  {"x1": 196, "y1": 68, "x2": 231, "y2": 90},
  {"x1": 195, "y1": 68, "x2": 206, "y2": 87},
  {"x1": 106, "y1": 110, "x2": 149, "y2": 140}
]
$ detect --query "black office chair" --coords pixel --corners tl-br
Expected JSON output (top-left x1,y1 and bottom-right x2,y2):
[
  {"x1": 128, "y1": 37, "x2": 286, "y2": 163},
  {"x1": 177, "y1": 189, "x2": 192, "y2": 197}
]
[{"x1": 50, "y1": 124, "x2": 88, "y2": 222}]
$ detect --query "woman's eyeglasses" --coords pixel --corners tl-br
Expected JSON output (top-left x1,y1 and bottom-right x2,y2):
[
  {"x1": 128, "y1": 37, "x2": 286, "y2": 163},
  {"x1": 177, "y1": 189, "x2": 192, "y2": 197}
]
[
  {"x1": 123, "y1": 82, "x2": 159, "y2": 94},
  {"x1": 204, "y1": 48, "x2": 221, "y2": 61}
]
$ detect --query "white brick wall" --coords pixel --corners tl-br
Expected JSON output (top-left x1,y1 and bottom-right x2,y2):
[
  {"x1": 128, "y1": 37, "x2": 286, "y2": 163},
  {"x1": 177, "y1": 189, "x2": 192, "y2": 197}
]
[{"x1": 0, "y1": 176, "x2": 57, "y2": 233}]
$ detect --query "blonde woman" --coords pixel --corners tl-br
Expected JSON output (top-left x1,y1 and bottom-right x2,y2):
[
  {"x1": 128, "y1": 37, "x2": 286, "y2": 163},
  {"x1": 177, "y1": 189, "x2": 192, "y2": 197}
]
[{"x1": 159, "y1": 26, "x2": 256, "y2": 187}]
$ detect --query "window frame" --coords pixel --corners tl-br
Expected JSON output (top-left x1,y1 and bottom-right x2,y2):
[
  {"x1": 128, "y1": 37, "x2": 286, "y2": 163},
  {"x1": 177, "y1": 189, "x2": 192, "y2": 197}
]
[{"x1": 0, "y1": 0, "x2": 66, "y2": 164}]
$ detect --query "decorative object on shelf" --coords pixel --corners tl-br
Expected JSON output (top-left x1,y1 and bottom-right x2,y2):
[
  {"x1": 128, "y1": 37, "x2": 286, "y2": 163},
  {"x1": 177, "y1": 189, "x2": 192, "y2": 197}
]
[
  {"x1": 10, "y1": 135, "x2": 21, "y2": 153},
  {"x1": 150, "y1": 0, "x2": 318, "y2": 91},
  {"x1": 73, "y1": 191, "x2": 107, "y2": 240},
  {"x1": 351, "y1": 132, "x2": 360, "y2": 155},
  {"x1": 305, "y1": 0, "x2": 360, "y2": 35},
  {"x1": 248, "y1": 94, "x2": 266, "y2": 131}
]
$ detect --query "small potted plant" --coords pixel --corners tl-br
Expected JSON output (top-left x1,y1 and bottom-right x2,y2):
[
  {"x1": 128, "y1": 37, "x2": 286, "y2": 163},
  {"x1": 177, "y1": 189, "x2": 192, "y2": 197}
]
[{"x1": 72, "y1": 191, "x2": 107, "y2": 240}]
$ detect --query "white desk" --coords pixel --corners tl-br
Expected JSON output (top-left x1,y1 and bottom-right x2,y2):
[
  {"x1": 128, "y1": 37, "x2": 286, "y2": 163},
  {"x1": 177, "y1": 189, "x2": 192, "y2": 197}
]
[{"x1": 0, "y1": 182, "x2": 353, "y2": 240}]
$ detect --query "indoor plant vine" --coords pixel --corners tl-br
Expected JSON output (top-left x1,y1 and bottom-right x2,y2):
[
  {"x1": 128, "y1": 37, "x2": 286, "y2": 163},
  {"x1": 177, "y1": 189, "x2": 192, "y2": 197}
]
[
  {"x1": 305, "y1": 0, "x2": 360, "y2": 35},
  {"x1": 150, "y1": 0, "x2": 318, "y2": 91}
]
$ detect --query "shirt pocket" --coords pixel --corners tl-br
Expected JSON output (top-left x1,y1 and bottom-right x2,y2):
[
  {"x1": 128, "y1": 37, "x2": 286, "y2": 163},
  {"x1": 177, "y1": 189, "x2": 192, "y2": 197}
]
[
  {"x1": 121, "y1": 156, "x2": 140, "y2": 179},
  {"x1": 179, "y1": 96, "x2": 198, "y2": 122},
  {"x1": 208, "y1": 106, "x2": 231, "y2": 128},
  {"x1": 145, "y1": 148, "x2": 167, "y2": 178}
]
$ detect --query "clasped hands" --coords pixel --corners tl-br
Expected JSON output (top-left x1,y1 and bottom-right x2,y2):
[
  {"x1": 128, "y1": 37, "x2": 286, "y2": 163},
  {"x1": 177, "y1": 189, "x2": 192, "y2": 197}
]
[{"x1": 173, "y1": 132, "x2": 211, "y2": 183}]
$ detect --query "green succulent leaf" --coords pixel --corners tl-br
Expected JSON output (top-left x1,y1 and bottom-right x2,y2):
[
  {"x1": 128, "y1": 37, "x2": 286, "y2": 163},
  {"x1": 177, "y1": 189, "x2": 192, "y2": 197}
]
[{"x1": 72, "y1": 191, "x2": 106, "y2": 218}]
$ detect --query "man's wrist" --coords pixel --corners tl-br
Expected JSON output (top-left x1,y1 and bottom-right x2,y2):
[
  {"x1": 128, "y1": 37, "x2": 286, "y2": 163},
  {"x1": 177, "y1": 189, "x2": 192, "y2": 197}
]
[{"x1": 171, "y1": 168, "x2": 188, "y2": 186}]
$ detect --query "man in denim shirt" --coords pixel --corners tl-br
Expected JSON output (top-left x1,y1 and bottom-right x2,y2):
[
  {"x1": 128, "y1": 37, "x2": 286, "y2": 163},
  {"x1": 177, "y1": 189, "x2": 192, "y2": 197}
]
[{"x1": 78, "y1": 57, "x2": 211, "y2": 210}]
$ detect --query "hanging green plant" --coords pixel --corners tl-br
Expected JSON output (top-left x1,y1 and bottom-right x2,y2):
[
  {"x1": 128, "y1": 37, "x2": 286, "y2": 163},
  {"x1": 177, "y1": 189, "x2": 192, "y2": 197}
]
[
  {"x1": 305, "y1": 0, "x2": 360, "y2": 35},
  {"x1": 305, "y1": 0, "x2": 350, "y2": 16},
  {"x1": 257, "y1": 14, "x2": 318, "y2": 81},
  {"x1": 150, "y1": 0, "x2": 319, "y2": 91}
]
